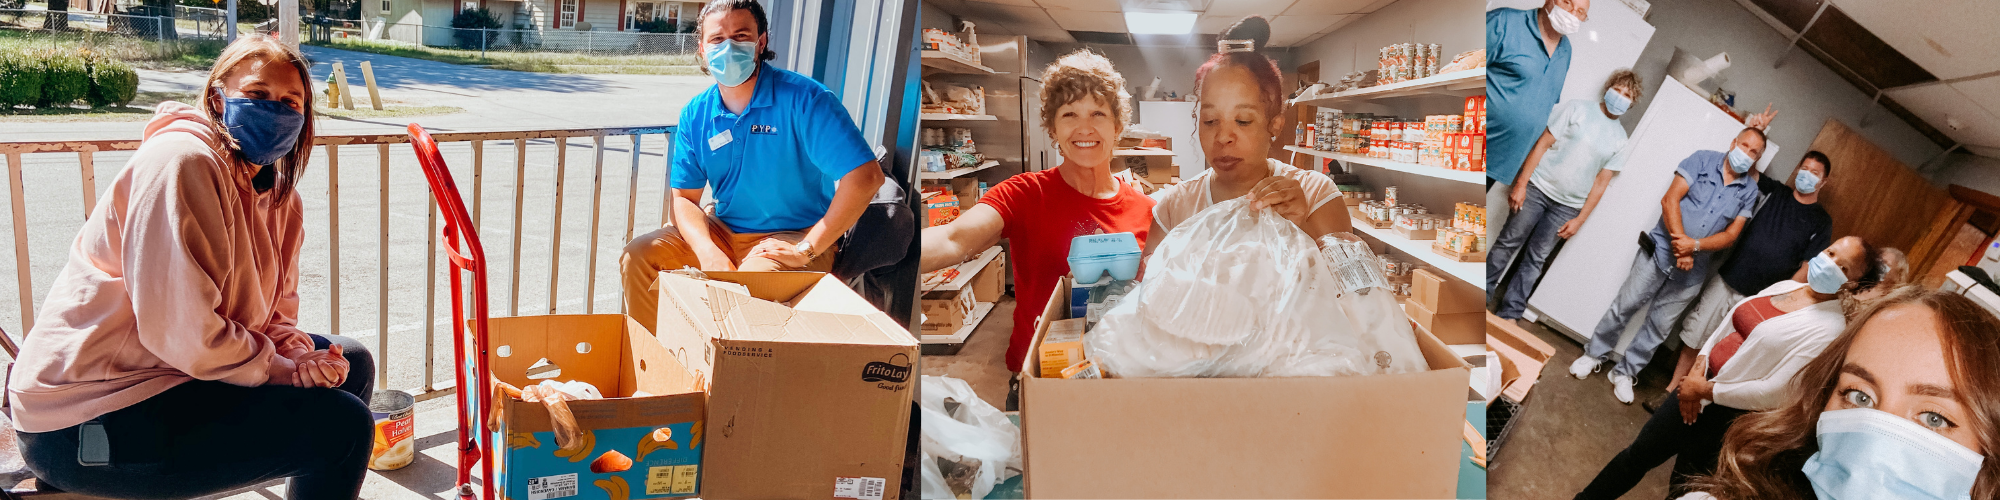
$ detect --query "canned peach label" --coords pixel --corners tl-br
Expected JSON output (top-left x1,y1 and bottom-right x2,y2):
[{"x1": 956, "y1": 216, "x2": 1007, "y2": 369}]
[{"x1": 368, "y1": 390, "x2": 416, "y2": 471}]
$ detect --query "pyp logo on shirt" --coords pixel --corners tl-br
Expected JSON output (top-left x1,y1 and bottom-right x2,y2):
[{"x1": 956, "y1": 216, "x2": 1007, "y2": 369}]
[{"x1": 749, "y1": 124, "x2": 777, "y2": 135}]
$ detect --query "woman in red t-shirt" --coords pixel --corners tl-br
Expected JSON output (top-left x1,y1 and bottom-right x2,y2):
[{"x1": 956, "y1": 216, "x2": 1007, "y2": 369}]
[{"x1": 921, "y1": 49, "x2": 1155, "y2": 376}]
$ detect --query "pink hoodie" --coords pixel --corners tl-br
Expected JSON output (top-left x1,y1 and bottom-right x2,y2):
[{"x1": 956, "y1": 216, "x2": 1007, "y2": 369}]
[{"x1": 7, "y1": 102, "x2": 314, "y2": 433}]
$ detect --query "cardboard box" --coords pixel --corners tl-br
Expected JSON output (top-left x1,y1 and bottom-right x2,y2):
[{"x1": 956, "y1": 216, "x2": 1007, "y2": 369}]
[
  {"x1": 1020, "y1": 276, "x2": 1470, "y2": 498},
  {"x1": 969, "y1": 250, "x2": 1007, "y2": 303},
  {"x1": 1411, "y1": 268, "x2": 1483, "y2": 314},
  {"x1": 651, "y1": 271, "x2": 918, "y2": 500},
  {"x1": 488, "y1": 315, "x2": 706, "y2": 500},
  {"x1": 1037, "y1": 318, "x2": 1087, "y2": 378},
  {"x1": 951, "y1": 177, "x2": 983, "y2": 210},
  {"x1": 921, "y1": 288, "x2": 978, "y2": 334},
  {"x1": 1405, "y1": 299, "x2": 1484, "y2": 345},
  {"x1": 1112, "y1": 147, "x2": 1178, "y2": 184}
]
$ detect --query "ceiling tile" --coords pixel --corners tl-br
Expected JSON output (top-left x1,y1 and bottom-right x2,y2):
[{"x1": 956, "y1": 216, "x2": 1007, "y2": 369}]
[
  {"x1": 1194, "y1": 14, "x2": 1237, "y2": 34},
  {"x1": 1015, "y1": 26, "x2": 1079, "y2": 43},
  {"x1": 1829, "y1": 0, "x2": 2000, "y2": 80},
  {"x1": 1203, "y1": 0, "x2": 1295, "y2": 17},
  {"x1": 1282, "y1": 0, "x2": 1379, "y2": 15},
  {"x1": 1952, "y1": 76, "x2": 2000, "y2": 128},
  {"x1": 1269, "y1": 14, "x2": 1347, "y2": 36},
  {"x1": 1036, "y1": 0, "x2": 1124, "y2": 12},
  {"x1": 1050, "y1": 10, "x2": 1128, "y2": 31},
  {"x1": 1887, "y1": 83, "x2": 2000, "y2": 149},
  {"x1": 959, "y1": 2, "x2": 1064, "y2": 31},
  {"x1": 1968, "y1": 145, "x2": 2000, "y2": 159},
  {"x1": 965, "y1": 0, "x2": 1042, "y2": 7},
  {"x1": 1269, "y1": 32, "x2": 1313, "y2": 47}
]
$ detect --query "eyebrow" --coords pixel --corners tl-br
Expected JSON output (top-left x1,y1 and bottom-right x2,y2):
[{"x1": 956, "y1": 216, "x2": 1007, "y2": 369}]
[
  {"x1": 1840, "y1": 362, "x2": 1876, "y2": 385},
  {"x1": 1909, "y1": 383, "x2": 1958, "y2": 400}
]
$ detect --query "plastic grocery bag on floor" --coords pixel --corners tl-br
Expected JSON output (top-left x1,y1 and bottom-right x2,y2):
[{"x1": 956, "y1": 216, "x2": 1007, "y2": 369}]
[
  {"x1": 1085, "y1": 198, "x2": 1428, "y2": 378},
  {"x1": 919, "y1": 375, "x2": 1020, "y2": 500}
]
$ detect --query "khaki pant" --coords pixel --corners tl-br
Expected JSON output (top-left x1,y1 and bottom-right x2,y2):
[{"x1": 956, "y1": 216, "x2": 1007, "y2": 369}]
[{"x1": 620, "y1": 213, "x2": 835, "y2": 333}]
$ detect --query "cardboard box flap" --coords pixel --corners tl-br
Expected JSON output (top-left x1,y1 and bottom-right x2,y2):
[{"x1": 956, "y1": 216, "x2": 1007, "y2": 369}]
[
  {"x1": 698, "y1": 271, "x2": 824, "y2": 303},
  {"x1": 488, "y1": 315, "x2": 628, "y2": 392},
  {"x1": 721, "y1": 306, "x2": 915, "y2": 346}
]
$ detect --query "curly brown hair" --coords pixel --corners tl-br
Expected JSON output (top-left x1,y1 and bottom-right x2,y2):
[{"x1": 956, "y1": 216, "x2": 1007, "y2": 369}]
[
  {"x1": 1685, "y1": 285, "x2": 2000, "y2": 499},
  {"x1": 1603, "y1": 68, "x2": 1642, "y2": 102},
  {"x1": 1038, "y1": 49, "x2": 1130, "y2": 139}
]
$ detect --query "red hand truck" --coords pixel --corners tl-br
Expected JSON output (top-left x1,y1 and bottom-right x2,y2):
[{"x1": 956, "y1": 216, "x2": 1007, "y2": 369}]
[{"x1": 408, "y1": 124, "x2": 497, "y2": 500}]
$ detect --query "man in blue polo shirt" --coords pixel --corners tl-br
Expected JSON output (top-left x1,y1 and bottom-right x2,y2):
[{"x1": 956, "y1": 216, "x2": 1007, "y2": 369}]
[
  {"x1": 1487, "y1": 0, "x2": 1582, "y2": 236},
  {"x1": 1569, "y1": 128, "x2": 1765, "y2": 404},
  {"x1": 620, "y1": 0, "x2": 884, "y2": 333}
]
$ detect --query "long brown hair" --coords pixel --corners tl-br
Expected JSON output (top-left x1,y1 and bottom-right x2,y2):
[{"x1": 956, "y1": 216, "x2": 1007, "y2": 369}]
[
  {"x1": 1688, "y1": 286, "x2": 2000, "y2": 499},
  {"x1": 196, "y1": 34, "x2": 316, "y2": 199}
]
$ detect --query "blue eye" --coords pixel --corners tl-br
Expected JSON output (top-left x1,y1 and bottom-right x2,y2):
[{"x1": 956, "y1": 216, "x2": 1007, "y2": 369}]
[
  {"x1": 1920, "y1": 412, "x2": 1955, "y2": 430},
  {"x1": 1841, "y1": 389, "x2": 1874, "y2": 408}
]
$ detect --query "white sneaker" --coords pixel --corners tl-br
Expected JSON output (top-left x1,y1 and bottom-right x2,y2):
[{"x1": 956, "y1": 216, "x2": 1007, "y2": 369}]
[
  {"x1": 1569, "y1": 356, "x2": 1601, "y2": 379},
  {"x1": 1612, "y1": 374, "x2": 1635, "y2": 404}
]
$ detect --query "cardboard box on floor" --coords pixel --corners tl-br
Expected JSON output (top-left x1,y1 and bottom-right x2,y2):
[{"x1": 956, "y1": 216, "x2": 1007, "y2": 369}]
[
  {"x1": 1019, "y1": 276, "x2": 1471, "y2": 498},
  {"x1": 651, "y1": 271, "x2": 917, "y2": 499},
  {"x1": 1488, "y1": 312, "x2": 1555, "y2": 402},
  {"x1": 488, "y1": 315, "x2": 707, "y2": 500}
]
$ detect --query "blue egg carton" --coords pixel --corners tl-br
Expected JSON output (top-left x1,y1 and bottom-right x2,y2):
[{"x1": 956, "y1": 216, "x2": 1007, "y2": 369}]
[{"x1": 1067, "y1": 232, "x2": 1141, "y2": 282}]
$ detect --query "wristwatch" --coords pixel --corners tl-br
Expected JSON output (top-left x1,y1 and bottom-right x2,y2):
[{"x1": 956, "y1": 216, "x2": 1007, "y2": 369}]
[{"x1": 795, "y1": 240, "x2": 817, "y2": 260}]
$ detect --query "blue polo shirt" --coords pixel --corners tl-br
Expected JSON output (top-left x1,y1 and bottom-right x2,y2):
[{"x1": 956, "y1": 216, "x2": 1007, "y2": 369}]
[
  {"x1": 671, "y1": 62, "x2": 876, "y2": 234},
  {"x1": 1486, "y1": 7, "x2": 1571, "y2": 185},
  {"x1": 1647, "y1": 150, "x2": 1759, "y2": 283}
]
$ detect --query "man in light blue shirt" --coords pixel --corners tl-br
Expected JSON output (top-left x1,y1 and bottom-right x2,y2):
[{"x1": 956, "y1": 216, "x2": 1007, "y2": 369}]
[
  {"x1": 1487, "y1": 70, "x2": 1638, "y2": 319},
  {"x1": 1486, "y1": 0, "x2": 1584, "y2": 236},
  {"x1": 1570, "y1": 128, "x2": 1765, "y2": 404},
  {"x1": 620, "y1": 0, "x2": 884, "y2": 333}
]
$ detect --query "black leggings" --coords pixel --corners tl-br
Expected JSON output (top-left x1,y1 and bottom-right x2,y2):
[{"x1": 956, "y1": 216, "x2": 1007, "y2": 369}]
[
  {"x1": 17, "y1": 334, "x2": 376, "y2": 500},
  {"x1": 1574, "y1": 389, "x2": 1750, "y2": 500}
]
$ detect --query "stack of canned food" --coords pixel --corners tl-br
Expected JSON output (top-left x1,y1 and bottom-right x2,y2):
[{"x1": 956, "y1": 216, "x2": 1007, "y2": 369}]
[{"x1": 1376, "y1": 42, "x2": 1444, "y2": 85}]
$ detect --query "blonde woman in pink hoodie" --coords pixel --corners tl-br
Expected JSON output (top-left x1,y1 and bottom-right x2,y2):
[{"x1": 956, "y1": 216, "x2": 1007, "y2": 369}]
[{"x1": 6, "y1": 34, "x2": 374, "y2": 499}]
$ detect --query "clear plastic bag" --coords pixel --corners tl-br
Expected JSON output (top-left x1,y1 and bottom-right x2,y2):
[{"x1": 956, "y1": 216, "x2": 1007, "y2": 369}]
[
  {"x1": 1085, "y1": 198, "x2": 1429, "y2": 378},
  {"x1": 918, "y1": 376, "x2": 1020, "y2": 500}
]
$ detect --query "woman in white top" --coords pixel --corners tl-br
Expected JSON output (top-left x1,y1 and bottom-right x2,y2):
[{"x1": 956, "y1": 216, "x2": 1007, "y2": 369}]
[
  {"x1": 1146, "y1": 17, "x2": 1349, "y2": 248},
  {"x1": 1573, "y1": 236, "x2": 1885, "y2": 500}
]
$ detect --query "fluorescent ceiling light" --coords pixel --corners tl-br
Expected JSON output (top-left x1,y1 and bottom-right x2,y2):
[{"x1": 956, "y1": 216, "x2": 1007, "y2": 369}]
[{"x1": 1125, "y1": 12, "x2": 1197, "y2": 34}]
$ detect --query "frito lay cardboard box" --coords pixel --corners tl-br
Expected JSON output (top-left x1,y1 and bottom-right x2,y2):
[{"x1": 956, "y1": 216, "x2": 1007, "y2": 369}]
[
  {"x1": 1020, "y1": 276, "x2": 1471, "y2": 498},
  {"x1": 488, "y1": 315, "x2": 707, "y2": 500},
  {"x1": 651, "y1": 271, "x2": 917, "y2": 499}
]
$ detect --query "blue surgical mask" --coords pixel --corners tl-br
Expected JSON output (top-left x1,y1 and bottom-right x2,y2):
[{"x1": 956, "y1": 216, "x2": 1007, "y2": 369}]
[
  {"x1": 1603, "y1": 88, "x2": 1631, "y2": 116},
  {"x1": 1803, "y1": 408, "x2": 1983, "y2": 500},
  {"x1": 1727, "y1": 147, "x2": 1755, "y2": 174},
  {"x1": 705, "y1": 39, "x2": 760, "y2": 88},
  {"x1": 1796, "y1": 169, "x2": 1822, "y2": 194},
  {"x1": 1806, "y1": 252, "x2": 1847, "y2": 294},
  {"x1": 221, "y1": 97, "x2": 305, "y2": 166}
]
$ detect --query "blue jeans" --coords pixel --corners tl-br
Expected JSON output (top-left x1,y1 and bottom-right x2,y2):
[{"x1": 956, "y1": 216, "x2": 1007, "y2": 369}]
[
  {"x1": 1487, "y1": 184, "x2": 1581, "y2": 318},
  {"x1": 17, "y1": 334, "x2": 376, "y2": 500},
  {"x1": 1581, "y1": 248, "x2": 1708, "y2": 378}
]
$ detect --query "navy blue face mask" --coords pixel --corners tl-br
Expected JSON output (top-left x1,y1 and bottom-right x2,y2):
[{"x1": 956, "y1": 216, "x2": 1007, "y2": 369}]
[{"x1": 221, "y1": 96, "x2": 305, "y2": 166}]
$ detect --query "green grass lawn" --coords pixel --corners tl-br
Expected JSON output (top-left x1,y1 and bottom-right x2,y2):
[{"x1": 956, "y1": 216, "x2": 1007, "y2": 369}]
[
  {"x1": 0, "y1": 27, "x2": 226, "y2": 71},
  {"x1": 308, "y1": 38, "x2": 701, "y2": 75}
]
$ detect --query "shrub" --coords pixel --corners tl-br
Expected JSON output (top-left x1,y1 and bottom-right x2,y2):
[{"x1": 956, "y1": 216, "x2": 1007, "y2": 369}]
[
  {"x1": 0, "y1": 50, "x2": 44, "y2": 109},
  {"x1": 37, "y1": 51, "x2": 91, "y2": 108},
  {"x1": 450, "y1": 8, "x2": 502, "y2": 50},
  {"x1": 87, "y1": 58, "x2": 139, "y2": 108}
]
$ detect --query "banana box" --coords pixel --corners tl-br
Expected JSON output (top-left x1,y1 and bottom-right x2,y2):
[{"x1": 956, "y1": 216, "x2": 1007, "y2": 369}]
[{"x1": 487, "y1": 315, "x2": 707, "y2": 500}]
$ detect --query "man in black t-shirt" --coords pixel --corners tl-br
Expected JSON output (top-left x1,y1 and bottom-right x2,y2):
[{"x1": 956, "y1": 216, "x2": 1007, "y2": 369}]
[{"x1": 1660, "y1": 151, "x2": 1834, "y2": 397}]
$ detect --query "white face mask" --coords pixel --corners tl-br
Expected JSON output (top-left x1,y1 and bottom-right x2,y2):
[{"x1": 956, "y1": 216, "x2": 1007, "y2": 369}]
[{"x1": 1548, "y1": 4, "x2": 1583, "y2": 35}]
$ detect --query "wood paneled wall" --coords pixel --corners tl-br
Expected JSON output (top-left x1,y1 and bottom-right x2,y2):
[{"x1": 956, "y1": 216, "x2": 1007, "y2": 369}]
[{"x1": 1807, "y1": 119, "x2": 1969, "y2": 286}]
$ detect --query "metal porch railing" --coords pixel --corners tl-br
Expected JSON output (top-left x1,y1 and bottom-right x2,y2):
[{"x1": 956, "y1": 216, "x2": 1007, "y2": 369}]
[{"x1": 0, "y1": 125, "x2": 675, "y2": 402}]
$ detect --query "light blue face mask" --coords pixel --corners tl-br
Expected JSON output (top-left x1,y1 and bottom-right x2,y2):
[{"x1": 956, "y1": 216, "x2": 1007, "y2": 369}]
[
  {"x1": 1727, "y1": 146, "x2": 1755, "y2": 174},
  {"x1": 1806, "y1": 252, "x2": 1847, "y2": 294},
  {"x1": 1796, "y1": 169, "x2": 1822, "y2": 194},
  {"x1": 1602, "y1": 88, "x2": 1631, "y2": 116},
  {"x1": 1803, "y1": 408, "x2": 1984, "y2": 500},
  {"x1": 705, "y1": 39, "x2": 760, "y2": 88}
]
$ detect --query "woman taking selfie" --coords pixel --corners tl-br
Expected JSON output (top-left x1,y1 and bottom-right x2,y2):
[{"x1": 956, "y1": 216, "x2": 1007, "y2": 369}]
[
  {"x1": 7, "y1": 35, "x2": 374, "y2": 500},
  {"x1": 1679, "y1": 286, "x2": 2000, "y2": 500},
  {"x1": 1149, "y1": 16, "x2": 1350, "y2": 242},
  {"x1": 920, "y1": 49, "x2": 1154, "y2": 380}
]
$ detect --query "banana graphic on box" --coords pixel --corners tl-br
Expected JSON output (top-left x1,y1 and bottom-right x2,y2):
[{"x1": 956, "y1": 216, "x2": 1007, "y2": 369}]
[
  {"x1": 635, "y1": 427, "x2": 678, "y2": 462},
  {"x1": 551, "y1": 430, "x2": 596, "y2": 462},
  {"x1": 594, "y1": 476, "x2": 631, "y2": 500},
  {"x1": 508, "y1": 431, "x2": 542, "y2": 450}
]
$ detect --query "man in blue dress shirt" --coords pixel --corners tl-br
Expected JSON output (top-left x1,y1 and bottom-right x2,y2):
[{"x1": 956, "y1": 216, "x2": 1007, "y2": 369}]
[
  {"x1": 1486, "y1": 0, "x2": 1584, "y2": 237},
  {"x1": 621, "y1": 0, "x2": 885, "y2": 333},
  {"x1": 1568, "y1": 128, "x2": 1766, "y2": 404}
]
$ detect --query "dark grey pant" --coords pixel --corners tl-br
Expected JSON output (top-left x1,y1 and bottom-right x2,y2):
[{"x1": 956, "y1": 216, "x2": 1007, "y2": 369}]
[
  {"x1": 1574, "y1": 389, "x2": 1750, "y2": 500},
  {"x1": 17, "y1": 334, "x2": 375, "y2": 500}
]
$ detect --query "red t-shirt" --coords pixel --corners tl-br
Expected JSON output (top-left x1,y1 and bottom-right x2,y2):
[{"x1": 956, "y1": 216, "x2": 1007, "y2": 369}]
[
  {"x1": 981, "y1": 169, "x2": 1154, "y2": 373},
  {"x1": 1710, "y1": 295, "x2": 1785, "y2": 378}
]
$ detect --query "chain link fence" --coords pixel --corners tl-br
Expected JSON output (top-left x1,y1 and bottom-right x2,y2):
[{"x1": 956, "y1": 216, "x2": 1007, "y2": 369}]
[
  {"x1": 353, "y1": 20, "x2": 697, "y2": 56},
  {"x1": 1, "y1": 7, "x2": 225, "y2": 41}
]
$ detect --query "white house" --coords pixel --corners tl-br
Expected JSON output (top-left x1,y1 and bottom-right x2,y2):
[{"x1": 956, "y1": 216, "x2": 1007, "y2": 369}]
[{"x1": 364, "y1": 0, "x2": 703, "y2": 49}]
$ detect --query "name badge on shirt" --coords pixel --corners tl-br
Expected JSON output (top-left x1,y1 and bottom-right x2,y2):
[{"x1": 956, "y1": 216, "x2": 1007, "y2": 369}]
[{"x1": 708, "y1": 130, "x2": 733, "y2": 151}]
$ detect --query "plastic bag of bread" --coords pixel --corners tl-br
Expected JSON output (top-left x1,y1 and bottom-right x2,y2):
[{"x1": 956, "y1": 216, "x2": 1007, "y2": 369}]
[{"x1": 1084, "y1": 199, "x2": 1427, "y2": 378}]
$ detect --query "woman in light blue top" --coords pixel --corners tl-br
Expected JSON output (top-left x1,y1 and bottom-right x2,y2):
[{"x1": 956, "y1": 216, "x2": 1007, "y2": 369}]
[{"x1": 1487, "y1": 69, "x2": 1639, "y2": 318}]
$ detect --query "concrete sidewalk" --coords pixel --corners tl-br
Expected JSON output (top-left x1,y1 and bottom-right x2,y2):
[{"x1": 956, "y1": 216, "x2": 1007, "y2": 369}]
[{"x1": 0, "y1": 44, "x2": 711, "y2": 141}]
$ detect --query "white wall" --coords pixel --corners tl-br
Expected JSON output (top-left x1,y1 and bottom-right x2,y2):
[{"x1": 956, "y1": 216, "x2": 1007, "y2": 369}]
[
  {"x1": 1613, "y1": 0, "x2": 1945, "y2": 184},
  {"x1": 1296, "y1": 0, "x2": 1483, "y2": 84},
  {"x1": 1943, "y1": 155, "x2": 2000, "y2": 196}
]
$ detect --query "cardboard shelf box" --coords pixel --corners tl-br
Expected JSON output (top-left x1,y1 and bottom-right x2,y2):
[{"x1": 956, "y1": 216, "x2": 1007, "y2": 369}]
[
  {"x1": 651, "y1": 271, "x2": 917, "y2": 499},
  {"x1": 1487, "y1": 312, "x2": 1555, "y2": 403},
  {"x1": 487, "y1": 315, "x2": 707, "y2": 500},
  {"x1": 1018, "y1": 276, "x2": 1471, "y2": 499}
]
